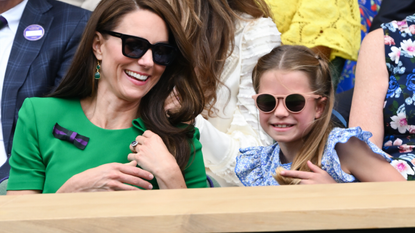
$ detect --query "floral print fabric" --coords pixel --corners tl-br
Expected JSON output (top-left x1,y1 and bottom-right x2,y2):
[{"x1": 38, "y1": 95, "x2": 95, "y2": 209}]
[
  {"x1": 235, "y1": 127, "x2": 392, "y2": 186},
  {"x1": 382, "y1": 15, "x2": 415, "y2": 180}
]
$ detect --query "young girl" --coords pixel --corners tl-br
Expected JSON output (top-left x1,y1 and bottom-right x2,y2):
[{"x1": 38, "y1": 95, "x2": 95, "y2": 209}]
[{"x1": 235, "y1": 45, "x2": 405, "y2": 185}]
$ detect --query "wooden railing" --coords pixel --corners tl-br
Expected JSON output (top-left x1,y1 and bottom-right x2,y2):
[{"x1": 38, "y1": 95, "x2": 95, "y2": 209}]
[{"x1": 0, "y1": 181, "x2": 414, "y2": 232}]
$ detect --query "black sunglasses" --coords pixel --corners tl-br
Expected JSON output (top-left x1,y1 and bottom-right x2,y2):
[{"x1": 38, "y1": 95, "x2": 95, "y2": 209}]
[
  {"x1": 252, "y1": 93, "x2": 322, "y2": 113},
  {"x1": 101, "y1": 30, "x2": 177, "y2": 66}
]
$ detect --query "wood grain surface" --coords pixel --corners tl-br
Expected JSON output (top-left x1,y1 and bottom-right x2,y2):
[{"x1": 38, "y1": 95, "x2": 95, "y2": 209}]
[{"x1": 0, "y1": 181, "x2": 413, "y2": 232}]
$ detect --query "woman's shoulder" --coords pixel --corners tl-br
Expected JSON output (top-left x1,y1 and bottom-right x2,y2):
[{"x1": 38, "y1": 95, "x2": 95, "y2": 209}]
[
  {"x1": 132, "y1": 118, "x2": 199, "y2": 138},
  {"x1": 24, "y1": 97, "x2": 78, "y2": 108},
  {"x1": 237, "y1": 15, "x2": 281, "y2": 69},
  {"x1": 381, "y1": 14, "x2": 415, "y2": 29},
  {"x1": 236, "y1": 14, "x2": 280, "y2": 35},
  {"x1": 20, "y1": 97, "x2": 80, "y2": 119}
]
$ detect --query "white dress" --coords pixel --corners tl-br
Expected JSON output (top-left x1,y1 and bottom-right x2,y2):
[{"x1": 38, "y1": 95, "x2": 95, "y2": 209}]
[{"x1": 195, "y1": 14, "x2": 281, "y2": 187}]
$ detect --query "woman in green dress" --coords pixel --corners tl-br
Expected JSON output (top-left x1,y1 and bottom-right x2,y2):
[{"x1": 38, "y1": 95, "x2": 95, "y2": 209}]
[{"x1": 6, "y1": 0, "x2": 207, "y2": 194}]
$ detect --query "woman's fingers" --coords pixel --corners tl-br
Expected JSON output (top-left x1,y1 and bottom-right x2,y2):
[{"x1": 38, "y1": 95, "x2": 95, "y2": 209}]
[
  {"x1": 125, "y1": 160, "x2": 137, "y2": 167},
  {"x1": 129, "y1": 131, "x2": 153, "y2": 152},
  {"x1": 120, "y1": 161, "x2": 154, "y2": 181},
  {"x1": 78, "y1": 163, "x2": 154, "y2": 192},
  {"x1": 109, "y1": 174, "x2": 153, "y2": 191},
  {"x1": 128, "y1": 130, "x2": 175, "y2": 175},
  {"x1": 97, "y1": 163, "x2": 154, "y2": 191},
  {"x1": 130, "y1": 140, "x2": 139, "y2": 152},
  {"x1": 107, "y1": 181, "x2": 141, "y2": 191}
]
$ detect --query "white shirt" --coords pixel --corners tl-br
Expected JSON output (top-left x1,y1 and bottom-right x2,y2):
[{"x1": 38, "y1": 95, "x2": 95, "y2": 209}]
[
  {"x1": 58, "y1": 0, "x2": 100, "y2": 11},
  {"x1": 195, "y1": 15, "x2": 281, "y2": 187},
  {"x1": 0, "y1": 0, "x2": 28, "y2": 166}
]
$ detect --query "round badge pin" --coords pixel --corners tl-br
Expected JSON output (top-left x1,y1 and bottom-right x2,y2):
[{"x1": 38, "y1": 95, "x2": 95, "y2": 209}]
[{"x1": 23, "y1": 24, "x2": 45, "y2": 41}]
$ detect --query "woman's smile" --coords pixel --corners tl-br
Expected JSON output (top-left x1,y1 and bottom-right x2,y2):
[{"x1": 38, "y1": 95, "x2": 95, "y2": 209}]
[{"x1": 125, "y1": 70, "x2": 149, "y2": 82}]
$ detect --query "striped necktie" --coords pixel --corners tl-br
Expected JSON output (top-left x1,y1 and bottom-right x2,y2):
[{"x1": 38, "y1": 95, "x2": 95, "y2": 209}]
[{"x1": 0, "y1": 16, "x2": 7, "y2": 30}]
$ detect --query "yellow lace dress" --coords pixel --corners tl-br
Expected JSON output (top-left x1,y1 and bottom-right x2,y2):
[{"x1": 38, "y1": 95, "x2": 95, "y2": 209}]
[{"x1": 266, "y1": 0, "x2": 360, "y2": 61}]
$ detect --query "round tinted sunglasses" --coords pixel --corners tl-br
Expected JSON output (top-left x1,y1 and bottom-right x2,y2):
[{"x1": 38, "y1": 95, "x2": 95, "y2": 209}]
[
  {"x1": 252, "y1": 93, "x2": 322, "y2": 113},
  {"x1": 101, "y1": 30, "x2": 177, "y2": 66}
]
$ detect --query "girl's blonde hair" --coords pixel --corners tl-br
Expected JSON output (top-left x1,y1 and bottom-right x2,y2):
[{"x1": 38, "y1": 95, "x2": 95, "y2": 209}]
[
  {"x1": 252, "y1": 45, "x2": 334, "y2": 185},
  {"x1": 166, "y1": 0, "x2": 271, "y2": 117}
]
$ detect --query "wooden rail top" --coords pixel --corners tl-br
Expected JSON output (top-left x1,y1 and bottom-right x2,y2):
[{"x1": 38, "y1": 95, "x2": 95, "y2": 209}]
[{"x1": 0, "y1": 181, "x2": 414, "y2": 232}]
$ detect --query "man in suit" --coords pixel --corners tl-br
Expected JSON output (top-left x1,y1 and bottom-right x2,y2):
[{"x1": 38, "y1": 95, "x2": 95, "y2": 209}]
[{"x1": 0, "y1": 0, "x2": 90, "y2": 186}]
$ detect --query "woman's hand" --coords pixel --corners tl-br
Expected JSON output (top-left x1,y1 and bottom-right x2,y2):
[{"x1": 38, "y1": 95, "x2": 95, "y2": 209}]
[
  {"x1": 128, "y1": 130, "x2": 186, "y2": 189},
  {"x1": 56, "y1": 160, "x2": 154, "y2": 193},
  {"x1": 280, "y1": 161, "x2": 336, "y2": 185}
]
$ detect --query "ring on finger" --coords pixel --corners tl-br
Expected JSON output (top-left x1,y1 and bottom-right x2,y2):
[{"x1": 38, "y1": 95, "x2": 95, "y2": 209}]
[{"x1": 131, "y1": 140, "x2": 138, "y2": 149}]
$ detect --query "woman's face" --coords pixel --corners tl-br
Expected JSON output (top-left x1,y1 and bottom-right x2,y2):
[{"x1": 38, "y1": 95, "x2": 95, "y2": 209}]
[{"x1": 93, "y1": 9, "x2": 169, "y2": 103}]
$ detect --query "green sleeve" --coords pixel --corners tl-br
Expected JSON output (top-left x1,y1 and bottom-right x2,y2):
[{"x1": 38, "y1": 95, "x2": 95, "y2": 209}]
[
  {"x1": 7, "y1": 99, "x2": 45, "y2": 191},
  {"x1": 183, "y1": 127, "x2": 209, "y2": 188}
]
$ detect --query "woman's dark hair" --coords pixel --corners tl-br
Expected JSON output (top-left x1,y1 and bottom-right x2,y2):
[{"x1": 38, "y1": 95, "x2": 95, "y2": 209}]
[
  {"x1": 50, "y1": 0, "x2": 205, "y2": 170},
  {"x1": 167, "y1": 0, "x2": 271, "y2": 117}
]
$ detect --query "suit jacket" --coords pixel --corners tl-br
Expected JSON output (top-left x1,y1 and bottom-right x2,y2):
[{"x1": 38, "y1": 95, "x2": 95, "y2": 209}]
[{"x1": 0, "y1": 0, "x2": 91, "y2": 182}]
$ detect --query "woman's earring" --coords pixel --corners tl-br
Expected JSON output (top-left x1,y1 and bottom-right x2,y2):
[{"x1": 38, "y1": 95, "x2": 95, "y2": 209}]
[{"x1": 94, "y1": 61, "x2": 101, "y2": 79}]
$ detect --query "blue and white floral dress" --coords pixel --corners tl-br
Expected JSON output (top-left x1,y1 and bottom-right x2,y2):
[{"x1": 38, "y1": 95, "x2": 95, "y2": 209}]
[
  {"x1": 235, "y1": 127, "x2": 391, "y2": 186},
  {"x1": 382, "y1": 15, "x2": 415, "y2": 180}
]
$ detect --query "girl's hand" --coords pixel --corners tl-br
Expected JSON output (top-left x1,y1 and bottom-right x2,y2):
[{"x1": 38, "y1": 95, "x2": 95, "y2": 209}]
[
  {"x1": 280, "y1": 161, "x2": 336, "y2": 185},
  {"x1": 56, "y1": 161, "x2": 154, "y2": 193},
  {"x1": 128, "y1": 130, "x2": 186, "y2": 189}
]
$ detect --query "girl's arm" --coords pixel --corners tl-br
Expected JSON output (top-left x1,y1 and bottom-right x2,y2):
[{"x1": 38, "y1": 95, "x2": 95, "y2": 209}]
[
  {"x1": 349, "y1": 28, "x2": 389, "y2": 148},
  {"x1": 336, "y1": 137, "x2": 405, "y2": 182}
]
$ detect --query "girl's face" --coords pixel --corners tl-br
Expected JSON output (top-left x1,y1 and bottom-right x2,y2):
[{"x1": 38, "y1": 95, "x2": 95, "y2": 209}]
[
  {"x1": 256, "y1": 69, "x2": 325, "y2": 148},
  {"x1": 92, "y1": 9, "x2": 169, "y2": 103}
]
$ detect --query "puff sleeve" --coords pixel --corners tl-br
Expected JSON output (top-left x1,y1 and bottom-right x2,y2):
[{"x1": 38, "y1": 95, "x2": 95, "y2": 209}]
[
  {"x1": 235, "y1": 144, "x2": 282, "y2": 186},
  {"x1": 321, "y1": 127, "x2": 392, "y2": 183}
]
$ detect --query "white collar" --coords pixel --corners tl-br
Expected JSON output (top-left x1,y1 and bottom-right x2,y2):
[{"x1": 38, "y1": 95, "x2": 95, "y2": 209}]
[{"x1": 1, "y1": 0, "x2": 29, "y2": 34}]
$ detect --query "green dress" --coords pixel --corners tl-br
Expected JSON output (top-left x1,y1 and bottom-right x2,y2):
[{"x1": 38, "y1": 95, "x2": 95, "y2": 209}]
[{"x1": 7, "y1": 98, "x2": 208, "y2": 193}]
